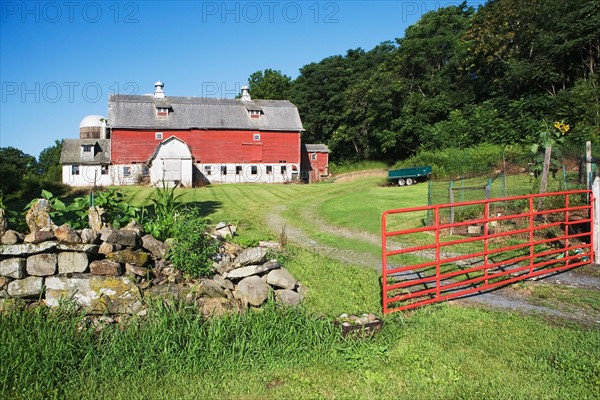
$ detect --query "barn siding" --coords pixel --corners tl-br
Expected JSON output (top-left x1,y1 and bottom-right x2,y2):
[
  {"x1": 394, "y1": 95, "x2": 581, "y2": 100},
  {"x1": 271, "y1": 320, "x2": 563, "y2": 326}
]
[{"x1": 111, "y1": 129, "x2": 300, "y2": 165}]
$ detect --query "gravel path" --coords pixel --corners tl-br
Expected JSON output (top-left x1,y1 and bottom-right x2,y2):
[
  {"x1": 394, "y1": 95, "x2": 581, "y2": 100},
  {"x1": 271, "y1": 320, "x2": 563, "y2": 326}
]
[{"x1": 265, "y1": 202, "x2": 600, "y2": 323}]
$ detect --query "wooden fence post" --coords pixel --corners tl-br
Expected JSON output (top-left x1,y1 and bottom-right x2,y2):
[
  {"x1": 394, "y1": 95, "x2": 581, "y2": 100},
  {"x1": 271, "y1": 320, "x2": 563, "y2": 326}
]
[
  {"x1": 593, "y1": 177, "x2": 600, "y2": 263},
  {"x1": 586, "y1": 141, "x2": 592, "y2": 189}
]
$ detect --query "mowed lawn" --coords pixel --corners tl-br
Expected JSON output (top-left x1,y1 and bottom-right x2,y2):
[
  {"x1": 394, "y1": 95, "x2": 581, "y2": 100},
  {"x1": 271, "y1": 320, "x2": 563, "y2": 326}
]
[{"x1": 2, "y1": 175, "x2": 600, "y2": 399}]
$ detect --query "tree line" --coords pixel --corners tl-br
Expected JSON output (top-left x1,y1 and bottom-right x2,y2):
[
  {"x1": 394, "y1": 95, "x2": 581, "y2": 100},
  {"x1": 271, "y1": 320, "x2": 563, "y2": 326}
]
[{"x1": 247, "y1": 0, "x2": 599, "y2": 163}]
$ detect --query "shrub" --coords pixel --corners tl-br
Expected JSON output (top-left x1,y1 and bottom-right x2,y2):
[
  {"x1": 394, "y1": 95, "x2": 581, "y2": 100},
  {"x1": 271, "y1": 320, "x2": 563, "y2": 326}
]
[{"x1": 168, "y1": 208, "x2": 219, "y2": 278}]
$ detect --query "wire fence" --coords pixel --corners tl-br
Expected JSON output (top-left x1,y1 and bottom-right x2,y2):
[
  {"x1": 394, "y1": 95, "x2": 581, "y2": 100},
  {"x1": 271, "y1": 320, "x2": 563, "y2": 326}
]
[{"x1": 426, "y1": 163, "x2": 595, "y2": 226}]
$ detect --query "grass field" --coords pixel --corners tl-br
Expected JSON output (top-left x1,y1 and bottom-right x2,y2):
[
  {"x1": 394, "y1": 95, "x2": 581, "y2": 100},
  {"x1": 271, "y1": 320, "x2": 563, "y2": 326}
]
[{"x1": 2, "y1": 174, "x2": 599, "y2": 399}]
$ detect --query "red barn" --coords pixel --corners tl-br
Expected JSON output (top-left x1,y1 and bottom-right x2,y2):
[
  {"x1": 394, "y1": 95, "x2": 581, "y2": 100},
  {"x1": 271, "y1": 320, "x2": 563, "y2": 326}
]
[
  {"x1": 61, "y1": 81, "x2": 304, "y2": 187},
  {"x1": 301, "y1": 144, "x2": 330, "y2": 182}
]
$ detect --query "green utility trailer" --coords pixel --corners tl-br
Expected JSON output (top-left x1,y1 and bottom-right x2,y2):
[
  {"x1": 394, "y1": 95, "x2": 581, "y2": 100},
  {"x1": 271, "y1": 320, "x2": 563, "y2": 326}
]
[{"x1": 387, "y1": 166, "x2": 432, "y2": 186}]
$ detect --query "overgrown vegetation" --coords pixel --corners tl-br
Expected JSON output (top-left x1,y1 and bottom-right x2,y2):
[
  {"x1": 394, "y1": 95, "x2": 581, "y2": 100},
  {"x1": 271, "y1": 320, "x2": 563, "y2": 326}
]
[
  {"x1": 167, "y1": 208, "x2": 218, "y2": 278},
  {"x1": 249, "y1": 0, "x2": 598, "y2": 162}
]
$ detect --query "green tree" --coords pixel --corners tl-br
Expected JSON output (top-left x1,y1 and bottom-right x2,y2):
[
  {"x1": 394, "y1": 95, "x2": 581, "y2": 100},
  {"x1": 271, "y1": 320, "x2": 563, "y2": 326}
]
[
  {"x1": 37, "y1": 140, "x2": 63, "y2": 182},
  {"x1": 247, "y1": 69, "x2": 293, "y2": 100},
  {"x1": 0, "y1": 147, "x2": 36, "y2": 196}
]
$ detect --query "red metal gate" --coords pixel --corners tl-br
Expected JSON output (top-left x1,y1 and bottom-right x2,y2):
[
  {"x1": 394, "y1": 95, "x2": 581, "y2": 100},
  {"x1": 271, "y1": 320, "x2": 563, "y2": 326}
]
[{"x1": 382, "y1": 190, "x2": 594, "y2": 314}]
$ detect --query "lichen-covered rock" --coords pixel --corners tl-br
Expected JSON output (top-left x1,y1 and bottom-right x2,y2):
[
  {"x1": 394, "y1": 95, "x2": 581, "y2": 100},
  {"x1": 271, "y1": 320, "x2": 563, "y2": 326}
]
[
  {"x1": 25, "y1": 199, "x2": 56, "y2": 234},
  {"x1": 80, "y1": 228, "x2": 100, "y2": 244},
  {"x1": 45, "y1": 275, "x2": 142, "y2": 314},
  {"x1": 90, "y1": 260, "x2": 123, "y2": 276},
  {"x1": 234, "y1": 247, "x2": 268, "y2": 267},
  {"x1": 88, "y1": 207, "x2": 107, "y2": 232},
  {"x1": 266, "y1": 268, "x2": 298, "y2": 290},
  {"x1": 1, "y1": 230, "x2": 23, "y2": 245},
  {"x1": 0, "y1": 241, "x2": 57, "y2": 256},
  {"x1": 141, "y1": 234, "x2": 168, "y2": 259},
  {"x1": 274, "y1": 289, "x2": 301, "y2": 307},
  {"x1": 57, "y1": 243, "x2": 99, "y2": 253},
  {"x1": 7, "y1": 276, "x2": 44, "y2": 298},
  {"x1": 53, "y1": 224, "x2": 82, "y2": 244},
  {"x1": 26, "y1": 253, "x2": 57, "y2": 276},
  {"x1": 106, "y1": 249, "x2": 149, "y2": 267},
  {"x1": 235, "y1": 275, "x2": 270, "y2": 307},
  {"x1": 0, "y1": 258, "x2": 26, "y2": 279},
  {"x1": 58, "y1": 252, "x2": 89, "y2": 274},
  {"x1": 145, "y1": 284, "x2": 191, "y2": 302}
]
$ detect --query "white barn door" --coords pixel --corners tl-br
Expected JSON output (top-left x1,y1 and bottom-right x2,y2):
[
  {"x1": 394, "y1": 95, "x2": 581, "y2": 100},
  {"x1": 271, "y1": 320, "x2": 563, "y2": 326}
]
[{"x1": 163, "y1": 159, "x2": 181, "y2": 181}]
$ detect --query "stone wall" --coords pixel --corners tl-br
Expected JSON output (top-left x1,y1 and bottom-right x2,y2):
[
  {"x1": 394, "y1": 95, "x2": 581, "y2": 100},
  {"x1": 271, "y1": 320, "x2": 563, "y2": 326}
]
[{"x1": 0, "y1": 200, "x2": 304, "y2": 316}]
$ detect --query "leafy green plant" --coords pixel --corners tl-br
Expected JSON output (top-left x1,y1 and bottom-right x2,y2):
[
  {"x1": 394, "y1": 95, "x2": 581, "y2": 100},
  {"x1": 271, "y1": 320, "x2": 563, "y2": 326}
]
[
  {"x1": 92, "y1": 189, "x2": 139, "y2": 229},
  {"x1": 167, "y1": 208, "x2": 219, "y2": 278},
  {"x1": 142, "y1": 184, "x2": 183, "y2": 240}
]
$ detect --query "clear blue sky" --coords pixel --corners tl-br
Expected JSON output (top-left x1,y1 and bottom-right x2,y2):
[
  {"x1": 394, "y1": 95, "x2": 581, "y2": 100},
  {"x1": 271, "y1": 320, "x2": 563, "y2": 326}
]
[{"x1": 1, "y1": 1, "x2": 483, "y2": 158}]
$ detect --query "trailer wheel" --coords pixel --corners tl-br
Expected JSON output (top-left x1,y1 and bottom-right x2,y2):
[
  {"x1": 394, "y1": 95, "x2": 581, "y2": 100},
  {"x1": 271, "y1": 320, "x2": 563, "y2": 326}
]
[
  {"x1": 406, "y1": 178, "x2": 414, "y2": 186},
  {"x1": 397, "y1": 178, "x2": 406, "y2": 186}
]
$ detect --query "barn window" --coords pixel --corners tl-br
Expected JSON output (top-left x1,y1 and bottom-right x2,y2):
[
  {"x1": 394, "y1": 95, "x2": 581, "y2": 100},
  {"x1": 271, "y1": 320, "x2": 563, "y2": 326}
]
[
  {"x1": 221, "y1": 165, "x2": 227, "y2": 175},
  {"x1": 71, "y1": 165, "x2": 80, "y2": 175},
  {"x1": 123, "y1": 166, "x2": 131, "y2": 177},
  {"x1": 311, "y1": 153, "x2": 317, "y2": 160},
  {"x1": 101, "y1": 165, "x2": 108, "y2": 175},
  {"x1": 266, "y1": 165, "x2": 272, "y2": 174},
  {"x1": 156, "y1": 108, "x2": 169, "y2": 117},
  {"x1": 82, "y1": 145, "x2": 93, "y2": 153},
  {"x1": 253, "y1": 133, "x2": 260, "y2": 141},
  {"x1": 236, "y1": 166, "x2": 242, "y2": 175},
  {"x1": 142, "y1": 166, "x2": 149, "y2": 176},
  {"x1": 204, "y1": 165, "x2": 212, "y2": 175},
  {"x1": 249, "y1": 110, "x2": 261, "y2": 119},
  {"x1": 280, "y1": 165, "x2": 287, "y2": 174},
  {"x1": 155, "y1": 132, "x2": 163, "y2": 140},
  {"x1": 251, "y1": 166, "x2": 258, "y2": 175}
]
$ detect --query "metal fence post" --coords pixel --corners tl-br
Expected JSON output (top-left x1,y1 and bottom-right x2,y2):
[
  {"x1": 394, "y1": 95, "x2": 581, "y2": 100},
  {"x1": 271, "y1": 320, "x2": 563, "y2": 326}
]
[{"x1": 593, "y1": 177, "x2": 600, "y2": 263}]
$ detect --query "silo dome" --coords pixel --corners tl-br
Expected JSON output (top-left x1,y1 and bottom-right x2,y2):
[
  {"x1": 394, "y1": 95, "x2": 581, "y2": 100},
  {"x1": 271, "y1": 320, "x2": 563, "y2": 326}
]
[{"x1": 79, "y1": 115, "x2": 107, "y2": 139}]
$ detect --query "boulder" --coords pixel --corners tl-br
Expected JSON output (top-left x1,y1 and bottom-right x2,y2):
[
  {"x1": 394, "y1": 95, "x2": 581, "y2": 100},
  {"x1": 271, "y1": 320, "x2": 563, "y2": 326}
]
[
  {"x1": 45, "y1": 275, "x2": 142, "y2": 314},
  {"x1": 194, "y1": 278, "x2": 226, "y2": 298},
  {"x1": 0, "y1": 258, "x2": 26, "y2": 279},
  {"x1": 0, "y1": 241, "x2": 57, "y2": 256},
  {"x1": 234, "y1": 247, "x2": 268, "y2": 267},
  {"x1": 26, "y1": 253, "x2": 57, "y2": 276},
  {"x1": 90, "y1": 260, "x2": 123, "y2": 276},
  {"x1": 53, "y1": 224, "x2": 82, "y2": 244},
  {"x1": 122, "y1": 220, "x2": 144, "y2": 236},
  {"x1": 145, "y1": 284, "x2": 192, "y2": 302},
  {"x1": 57, "y1": 243, "x2": 99, "y2": 253},
  {"x1": 25, "y1": 199, "x2": 56, "y2": 234},
  {"x1": 106, "y1": 230, "x2": 140, "y2": 248},
  {"x1": 274, "y1": 289, "x2": 301, "y2": 307},
  {"x1": 99, "y1": 227, "x2": 114, "y2": 242},
  {"x1": 266, "y1": 268, "x2": 298, "y2": 289},
  {"x1": 125, "y1": 263, "x2": 150, "y2": 278},
  {"x1": 141, "y1": 234, "x2": 168, "y2": 259},
  {"x1": 24, "y1": 230, "x2": 55, "y2": 244},
  {"x1": 80, "y1": 228, "x2": 100, "y2": 244},
  {"x1": 88, "y1": 206, "x2": 107, "y2": 232},
  {"x1": 1, "y1": 230, "x2": 23, "y2": 245},
  {"x1": 106, "y1": 249, "x2": 149, "y2": 267},
  {"x1": 212, "y1": 274, "x2": 234, "y2": 290},
  {"x1": 98, "y1": 242, "x2": 118, "y2": 255},
  {"x1": 58, "y1": 252, "x2": 89, "y2": 274},
  {"x1": 235, "y1": 275, "x2": 270, "y2": 307},
  {"x1": 0, "y1": 208, "x2": 8, "y2": 236},
  {"x1": 225, "y1": 261, "x2": 280, "y2": 280},
  {"x1": 7, "y1": 276, "x2": 44, "y2": 298}
]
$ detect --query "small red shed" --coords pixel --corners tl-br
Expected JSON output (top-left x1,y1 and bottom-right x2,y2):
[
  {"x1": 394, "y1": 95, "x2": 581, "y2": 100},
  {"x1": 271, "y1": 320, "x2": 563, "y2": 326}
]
[{"x1": 301, "y1": 144, "x2": 330, "y2": 182}]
